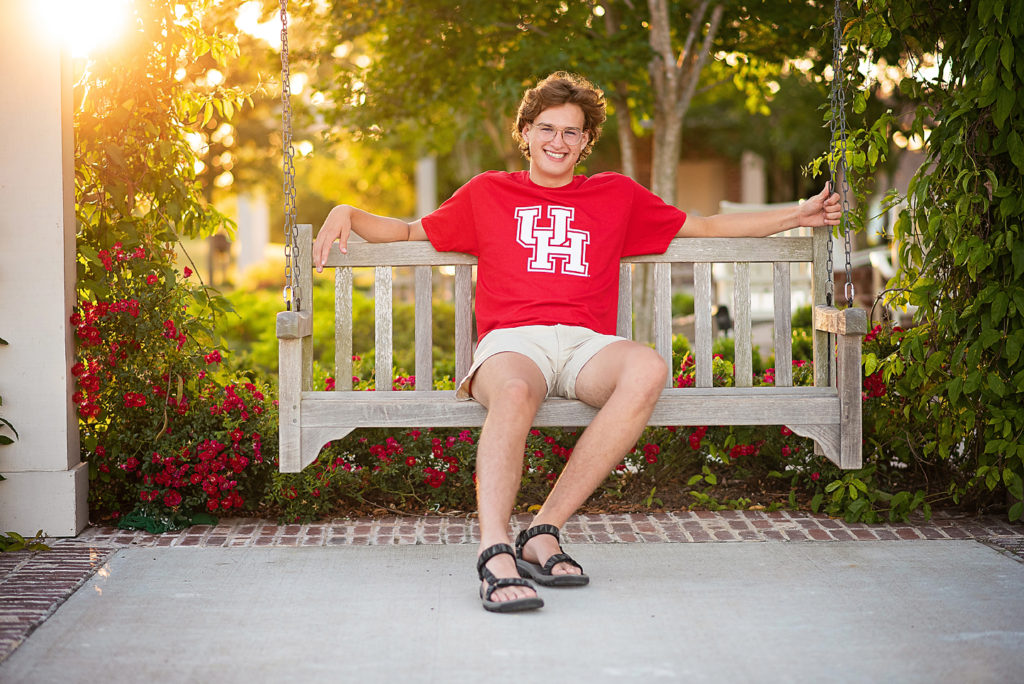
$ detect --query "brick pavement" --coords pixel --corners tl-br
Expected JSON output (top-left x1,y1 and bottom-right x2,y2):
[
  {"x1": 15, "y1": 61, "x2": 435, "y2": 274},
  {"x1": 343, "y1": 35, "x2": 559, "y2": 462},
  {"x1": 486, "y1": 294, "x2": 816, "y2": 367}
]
[{"x1": 2, "y1": 510, "x2": 1022, "y2": 663}]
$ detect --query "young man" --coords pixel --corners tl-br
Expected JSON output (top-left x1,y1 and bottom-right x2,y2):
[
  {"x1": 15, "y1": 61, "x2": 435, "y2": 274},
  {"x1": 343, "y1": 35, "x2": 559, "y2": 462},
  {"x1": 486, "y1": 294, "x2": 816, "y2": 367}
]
[{"x1": 314, "y1": 72, "x2": 842, "y2": 613}]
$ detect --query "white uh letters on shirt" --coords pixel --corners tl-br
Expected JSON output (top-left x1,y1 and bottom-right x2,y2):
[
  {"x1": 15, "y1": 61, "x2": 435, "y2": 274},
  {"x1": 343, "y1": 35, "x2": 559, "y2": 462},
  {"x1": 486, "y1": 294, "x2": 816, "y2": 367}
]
[{"x1": 514, "y1": 205, "x2": 590, "y2": 277}]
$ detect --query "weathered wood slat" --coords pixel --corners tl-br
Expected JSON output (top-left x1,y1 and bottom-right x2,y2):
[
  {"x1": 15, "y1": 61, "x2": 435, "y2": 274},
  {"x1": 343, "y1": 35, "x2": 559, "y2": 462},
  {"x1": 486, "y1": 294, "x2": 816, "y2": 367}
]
[
  {"x1": 811, "y1": 225, "x2": 831, "y2": 389},
  {"x1": 374, "y1": 266, "x2": 393, "y2": 391},
  {"x1": 324, "y1": 236, "x2": 813, "y2": 268},
  {"x1": 617, "y1": 263, "x2": 632, "y2": 339},
  {"x1": 335, "y1": 267, "x2": 353, "y2": 390},
  {"x1": 299, "y1": 387, "x2": 841, "y2": 429},
  {"x1": 298, "y1": 225, "x2": 314, "y2": 392},
  {"x1": 693, "y1": 262, "x2": 713, "y2": 387},
  {"x1": 773, "y1": 262, "x2": 793, "y2": 386},
  {"x1": 454, "y1": 265, "x2": 473, "y2": 384},
  {"x1": 734, "y1": 262, "x2": 752, "y2": 387},
  {"x1": 414, "y1": 265, "x2": 432, "y2": 390},
  {"x1": 654, "y1": 262, "x2": 673, "y2": 385}
]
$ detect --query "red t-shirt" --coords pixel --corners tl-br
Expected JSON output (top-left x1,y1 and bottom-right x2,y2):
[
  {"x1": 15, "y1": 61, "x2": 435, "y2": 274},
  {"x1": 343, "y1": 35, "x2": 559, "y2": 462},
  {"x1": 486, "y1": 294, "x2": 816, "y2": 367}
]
[{"x1": 421, "y1": 170, "x2": 686, "y2": 339}]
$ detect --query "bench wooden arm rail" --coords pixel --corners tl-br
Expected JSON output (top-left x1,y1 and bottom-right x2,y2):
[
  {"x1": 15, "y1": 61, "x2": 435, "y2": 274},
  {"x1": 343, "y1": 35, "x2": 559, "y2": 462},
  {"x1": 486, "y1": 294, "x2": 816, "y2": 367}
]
[{"x1": 276, "y1": 224, "x2": 866, "y2": 473}]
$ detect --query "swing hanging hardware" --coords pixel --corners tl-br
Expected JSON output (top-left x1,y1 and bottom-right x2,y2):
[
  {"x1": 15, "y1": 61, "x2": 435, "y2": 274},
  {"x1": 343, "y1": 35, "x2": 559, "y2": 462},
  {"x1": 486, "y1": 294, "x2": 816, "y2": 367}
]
[
  {"x1": 280, "y1": 0, "x2": 301, "y2": 313},
  {"x1": 827, "y1": 0, "x2": 855, "y2": 308}
]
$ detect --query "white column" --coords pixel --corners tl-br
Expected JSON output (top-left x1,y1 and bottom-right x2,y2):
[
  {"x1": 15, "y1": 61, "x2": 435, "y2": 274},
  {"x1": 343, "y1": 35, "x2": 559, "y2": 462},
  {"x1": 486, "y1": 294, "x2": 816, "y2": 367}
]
[
  {"x1": 740, "y1": 150, "x2": 766, "y2": 204},
  {"x1": 236, "y1": 191, "x2": 270, "y2": 273},
  {"x1": 415, "y1": 156, "x2": 438, "y2": 218},
  {"x1": 0, "y1": 2, "x2": 87, "y2": 536}
]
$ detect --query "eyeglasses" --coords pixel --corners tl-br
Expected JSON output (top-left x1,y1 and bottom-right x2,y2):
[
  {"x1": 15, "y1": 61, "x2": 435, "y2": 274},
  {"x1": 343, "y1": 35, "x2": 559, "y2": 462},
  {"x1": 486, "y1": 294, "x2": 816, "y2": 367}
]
[{"x1": 532, "y1": 123, "x2": 585, "y2": 146}]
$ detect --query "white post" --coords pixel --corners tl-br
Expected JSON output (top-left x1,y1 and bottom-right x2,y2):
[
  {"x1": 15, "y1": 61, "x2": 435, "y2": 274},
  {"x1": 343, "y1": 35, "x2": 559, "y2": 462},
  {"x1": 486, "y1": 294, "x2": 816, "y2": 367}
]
[
  {"x1": 0, "y1": 2, "x2": 87, "y2": 536},
  {"x1": 740, "y1": 151, "x2": 766, "y2": 204},
  {"x1": 415, "y1": 156, "x2": 438, "y2": 218},
  {"x1": 236, "y1": 191, "x2": 270, "y2": 273}
]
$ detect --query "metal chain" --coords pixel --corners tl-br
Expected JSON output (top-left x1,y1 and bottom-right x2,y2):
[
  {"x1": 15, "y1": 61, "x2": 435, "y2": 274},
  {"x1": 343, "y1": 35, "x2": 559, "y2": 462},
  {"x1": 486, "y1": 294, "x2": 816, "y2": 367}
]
[
  {"x1": 280, "y1": 0, "x2": 300, "y2": 311},
  {"x1": 828, "y1": 0, "x2": 855, "y2": 307}
]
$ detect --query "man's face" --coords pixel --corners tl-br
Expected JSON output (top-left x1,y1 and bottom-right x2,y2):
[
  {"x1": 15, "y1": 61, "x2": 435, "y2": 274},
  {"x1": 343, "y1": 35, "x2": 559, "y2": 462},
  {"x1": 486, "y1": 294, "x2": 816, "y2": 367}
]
[{"x1": 521, "y1": 103, "x2": 589, "y2": 188}]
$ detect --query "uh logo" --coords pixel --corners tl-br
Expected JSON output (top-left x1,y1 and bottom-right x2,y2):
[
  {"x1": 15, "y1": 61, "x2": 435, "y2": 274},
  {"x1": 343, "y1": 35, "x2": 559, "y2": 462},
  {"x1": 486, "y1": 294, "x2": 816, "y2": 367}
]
[{"x1": 514, "y1": 205, "x2": 590, "y2": 277}]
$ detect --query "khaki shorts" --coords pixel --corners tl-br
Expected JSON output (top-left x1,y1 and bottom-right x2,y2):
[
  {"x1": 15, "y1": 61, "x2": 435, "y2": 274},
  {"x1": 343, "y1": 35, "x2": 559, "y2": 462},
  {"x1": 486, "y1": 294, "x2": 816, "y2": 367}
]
[{"x1": 456, "y1": 324, "x2": 626, "y2": 401}]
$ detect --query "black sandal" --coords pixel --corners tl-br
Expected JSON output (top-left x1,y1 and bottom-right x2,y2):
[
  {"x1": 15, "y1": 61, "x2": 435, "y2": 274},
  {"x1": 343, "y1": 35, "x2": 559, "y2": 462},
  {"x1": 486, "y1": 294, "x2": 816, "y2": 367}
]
[
  {"x1": 515, "y1": 524, "x2": 589, "y2": 587},
  {"x1": 477, "y1": 543, "x2": 544, "y2": 613}
]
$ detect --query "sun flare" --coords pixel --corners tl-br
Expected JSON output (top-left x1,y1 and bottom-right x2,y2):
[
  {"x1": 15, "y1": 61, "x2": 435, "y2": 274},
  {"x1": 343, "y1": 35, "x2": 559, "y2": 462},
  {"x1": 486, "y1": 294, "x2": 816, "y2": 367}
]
[{"x1": 33, "y1": 0, "x2": 132, "y2": 59}]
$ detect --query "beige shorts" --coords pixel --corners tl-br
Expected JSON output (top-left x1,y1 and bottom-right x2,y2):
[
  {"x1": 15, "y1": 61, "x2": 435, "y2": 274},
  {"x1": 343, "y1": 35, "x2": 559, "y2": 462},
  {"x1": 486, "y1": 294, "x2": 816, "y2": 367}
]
[{"x1": 456, "y1": 324, "x2": 626, "y2": 401}]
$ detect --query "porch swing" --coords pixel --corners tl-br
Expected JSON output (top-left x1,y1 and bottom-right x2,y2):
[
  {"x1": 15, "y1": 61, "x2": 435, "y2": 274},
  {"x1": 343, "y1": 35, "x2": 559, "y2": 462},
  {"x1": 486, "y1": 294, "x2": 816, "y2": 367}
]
[{"x1": 273, "y1": 0, "x2": 866, "y2": 474}]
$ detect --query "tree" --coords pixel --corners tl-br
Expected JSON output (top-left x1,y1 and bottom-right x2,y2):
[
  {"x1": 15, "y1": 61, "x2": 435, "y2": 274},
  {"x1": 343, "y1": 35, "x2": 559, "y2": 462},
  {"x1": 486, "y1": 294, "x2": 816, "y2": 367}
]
[{"x1": 312, "y1": 0, "x2": 835, "y2": 339}]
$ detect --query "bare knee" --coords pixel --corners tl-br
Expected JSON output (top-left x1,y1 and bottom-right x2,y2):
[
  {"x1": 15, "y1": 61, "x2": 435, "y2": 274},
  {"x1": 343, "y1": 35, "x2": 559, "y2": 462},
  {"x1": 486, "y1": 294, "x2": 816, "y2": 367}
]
[
  {"x1": 488, "y1": 376, "x2": 545, "y2": 412},
  {"x1": 626, "y1": 349, "x2": 668, "y2": 404}
]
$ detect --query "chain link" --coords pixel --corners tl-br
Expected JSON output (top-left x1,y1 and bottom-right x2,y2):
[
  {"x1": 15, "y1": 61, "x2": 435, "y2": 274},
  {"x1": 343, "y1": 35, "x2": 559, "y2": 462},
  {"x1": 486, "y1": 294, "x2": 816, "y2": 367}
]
[
  {"x1": 280, "y1": 0, "x2": 300, "y2": 311},
  {"x1": 828, "y1": 0, "x2": 855, "y2": 307}
]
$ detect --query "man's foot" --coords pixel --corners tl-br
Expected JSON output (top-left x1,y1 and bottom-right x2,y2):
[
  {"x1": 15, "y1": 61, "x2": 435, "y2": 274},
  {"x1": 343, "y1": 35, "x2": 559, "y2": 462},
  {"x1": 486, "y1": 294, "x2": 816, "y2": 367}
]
[
  {"x1": 477, "y1": 543, "x2": 543, "y2": 613},
  {"x1": 515, "y1": 524, "x2": 589, "y2": 587}
]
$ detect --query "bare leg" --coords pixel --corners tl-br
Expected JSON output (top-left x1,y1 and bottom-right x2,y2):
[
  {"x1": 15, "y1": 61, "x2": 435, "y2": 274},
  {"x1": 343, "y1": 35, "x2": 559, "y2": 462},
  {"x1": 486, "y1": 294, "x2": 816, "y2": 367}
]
[
  {"x1": 519, "y1": 341, "x2": 667, "y2": 575},
  {"x1": 471, "y1": 352, "x2": 547, "y2": 604}
]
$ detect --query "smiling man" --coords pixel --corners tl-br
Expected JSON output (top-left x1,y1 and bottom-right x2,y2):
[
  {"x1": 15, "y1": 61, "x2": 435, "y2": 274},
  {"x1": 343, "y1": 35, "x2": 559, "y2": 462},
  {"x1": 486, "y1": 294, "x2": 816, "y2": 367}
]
[{"x1": 313, "y1": 72, "x2": 842, "y2": 613}]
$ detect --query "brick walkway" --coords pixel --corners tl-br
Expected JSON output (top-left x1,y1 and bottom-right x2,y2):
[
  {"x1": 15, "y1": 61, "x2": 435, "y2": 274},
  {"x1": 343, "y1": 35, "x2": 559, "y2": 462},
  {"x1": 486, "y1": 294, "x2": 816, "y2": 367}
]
[{"x1": 2, "y1": 510, "x2": 1022, "y2": 662}]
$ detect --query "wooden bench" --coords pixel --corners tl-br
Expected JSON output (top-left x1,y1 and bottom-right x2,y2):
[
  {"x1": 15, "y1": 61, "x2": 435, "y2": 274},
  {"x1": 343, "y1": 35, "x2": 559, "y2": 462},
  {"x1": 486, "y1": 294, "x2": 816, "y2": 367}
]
[{"x1": 277, "y1": 223, "x2": 866, "y2": 473}]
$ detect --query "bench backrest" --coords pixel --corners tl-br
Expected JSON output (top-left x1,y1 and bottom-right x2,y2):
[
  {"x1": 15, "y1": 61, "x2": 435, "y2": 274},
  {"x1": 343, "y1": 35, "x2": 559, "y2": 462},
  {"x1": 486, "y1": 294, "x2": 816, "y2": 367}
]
[{"x1": 294, "y1": 224, "x2": 835, "y2": 394}]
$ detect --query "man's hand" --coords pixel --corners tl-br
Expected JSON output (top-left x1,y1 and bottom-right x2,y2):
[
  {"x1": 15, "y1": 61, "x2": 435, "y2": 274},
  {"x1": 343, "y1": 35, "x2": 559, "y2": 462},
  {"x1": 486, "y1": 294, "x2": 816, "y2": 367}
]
[
  {"x1": 313, "y1": 205, "x2": 353, "y2": 273},
  {"x1": 798, "y1": 183, "x2": 843, "y2": 227}
]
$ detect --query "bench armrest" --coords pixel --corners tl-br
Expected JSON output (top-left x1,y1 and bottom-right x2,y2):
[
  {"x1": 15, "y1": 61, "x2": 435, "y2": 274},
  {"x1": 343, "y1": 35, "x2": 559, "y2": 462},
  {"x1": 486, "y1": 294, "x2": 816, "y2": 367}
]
[
  {"x1": 814, "y1": 305, "x2": 867, "y2": 336},
  {"x1": 277, "y1": 310, "x2": 313, "y2": 340}
]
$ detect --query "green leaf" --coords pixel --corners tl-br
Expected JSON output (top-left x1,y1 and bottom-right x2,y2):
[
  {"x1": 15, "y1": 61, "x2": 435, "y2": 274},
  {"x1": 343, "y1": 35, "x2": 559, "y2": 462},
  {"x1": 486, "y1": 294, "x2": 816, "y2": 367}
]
[
  {"x1": 863, "y1": 352, "x2": 879, "y2": 376},
  {"x1": 987, "y1": 373, "x2": 1008, "y2": 397},
  {"x1": 1009, "y1": 501, "x2": 1023, "y2": 522},
  {"x1": 1008, "y1": 131, "x2": 1024, "y2": 173}
]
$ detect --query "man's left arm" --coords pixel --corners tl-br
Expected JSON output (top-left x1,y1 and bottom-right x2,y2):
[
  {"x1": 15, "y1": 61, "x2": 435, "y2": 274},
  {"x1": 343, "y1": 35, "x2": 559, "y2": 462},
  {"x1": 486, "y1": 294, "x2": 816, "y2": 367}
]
[{"x1": 678, "y1": 184, "x2": 842, "y2": 238}]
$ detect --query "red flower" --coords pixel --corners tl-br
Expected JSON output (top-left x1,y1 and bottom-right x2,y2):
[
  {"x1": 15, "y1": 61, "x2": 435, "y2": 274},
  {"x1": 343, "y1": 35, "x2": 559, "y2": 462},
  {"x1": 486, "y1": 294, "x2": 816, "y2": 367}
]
[
  {"x1": 780, "y1": 426, "x2": 793, "y2": 436},
  {"x1": 163, "y1": 490, "x2": 182, "y2": 507},
  {"x1": 810, "y1": 472, "x2": 820, "y2": 482},
  {"x1": 324, "y1": 377, "x2": 336, "y2": 391},
  {"x1": 123, "y1": 392, "x2": 147, "y2": 408},
  {"x1": 205, "y1": 350, "x2": 222, "y2": 365},
  {"x1": 146, "y1": 274, "x2": 158, "y2": 285},
  {"x1": 183, "y1": 267, "x2": 193, "y2": 278}
]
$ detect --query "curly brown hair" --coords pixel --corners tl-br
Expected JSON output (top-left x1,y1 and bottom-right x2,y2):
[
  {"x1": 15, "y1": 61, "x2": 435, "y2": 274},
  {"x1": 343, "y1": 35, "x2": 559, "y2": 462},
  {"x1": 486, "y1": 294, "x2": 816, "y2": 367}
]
[{"x1": 513, "y1": 72, "x2": 606, "y2": 163}]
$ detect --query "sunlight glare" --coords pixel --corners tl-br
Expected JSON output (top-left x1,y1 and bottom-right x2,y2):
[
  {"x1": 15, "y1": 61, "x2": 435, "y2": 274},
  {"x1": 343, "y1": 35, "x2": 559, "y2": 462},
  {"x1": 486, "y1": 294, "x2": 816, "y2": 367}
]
[{"x1": 34, "y1": 0, "x2": 132, "y2": 59}]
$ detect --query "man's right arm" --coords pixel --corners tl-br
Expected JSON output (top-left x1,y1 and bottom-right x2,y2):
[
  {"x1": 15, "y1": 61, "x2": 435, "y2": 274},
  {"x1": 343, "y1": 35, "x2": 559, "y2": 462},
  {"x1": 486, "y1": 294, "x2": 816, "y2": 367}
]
[{"x1": 313, "y1": 204, "x2": 428, "y2": 272}]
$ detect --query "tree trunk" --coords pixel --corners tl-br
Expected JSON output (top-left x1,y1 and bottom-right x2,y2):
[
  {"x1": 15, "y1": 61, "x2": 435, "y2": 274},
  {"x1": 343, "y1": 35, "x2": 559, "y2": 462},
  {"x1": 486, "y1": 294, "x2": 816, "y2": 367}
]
[{"x1": 634, "y1": 0, "x2": 724, "y2": 344}]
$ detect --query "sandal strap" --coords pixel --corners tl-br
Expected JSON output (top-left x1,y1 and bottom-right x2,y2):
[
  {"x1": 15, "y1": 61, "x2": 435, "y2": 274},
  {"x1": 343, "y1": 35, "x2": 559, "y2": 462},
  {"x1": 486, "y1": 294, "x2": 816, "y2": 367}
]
[
  {"x1": 482, "y1": 576, "x2": 534, "y2": 601},
  {"x1": 543, "y1": 552, "x2": 583, "y2": 574},
  {"x1": 515, "y1": 523, "x2": 562, "y2": 557},
  {"x1": 477, "y1": 543, "x2": 515, "y2": 580}
]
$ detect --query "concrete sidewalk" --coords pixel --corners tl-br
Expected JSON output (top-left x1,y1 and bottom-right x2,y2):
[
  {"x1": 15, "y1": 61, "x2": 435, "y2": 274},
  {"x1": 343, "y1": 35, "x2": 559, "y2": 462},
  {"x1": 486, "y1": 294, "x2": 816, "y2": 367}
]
[{"x1": 2, "y1": 513, "x2": 1023, "y2": 683}]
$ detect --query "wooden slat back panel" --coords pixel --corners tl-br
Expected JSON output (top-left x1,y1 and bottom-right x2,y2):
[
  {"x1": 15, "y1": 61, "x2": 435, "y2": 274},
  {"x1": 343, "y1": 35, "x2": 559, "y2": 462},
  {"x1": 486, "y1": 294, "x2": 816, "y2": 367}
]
[
  {"x1": 693, "y1": 263, "x2": 713, "y2": 388},
  {"x1": 414, "y1": 265, "x2": 433, "y2": 390},
  {"x1": 654, "y1": 262, "x2": 673, "y2": 385},
  {"x1": 335, "y1": 267, "x2": 353, "y2": 390},
  {"x1": 454, "y1": 265, "x2": 473, "y2": 384},
  {"x1": 811, "y1": 225, "x2": 832, "y2": 388},
  {"x1": 773, "y1": 262, "x2": 793, "y2": 386},
  {"x1": 617, "y1": 263, "x2": 632, "y2": 339},
  {"x1": 733, "y1": 262, "x2": 753, "y2": 387},
  {"x1": 316, "y1": 235, "x2": 822, "y2": 393},
  {"x1": 374, "y1": 266, "x2": 393, "y2": 391}
]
